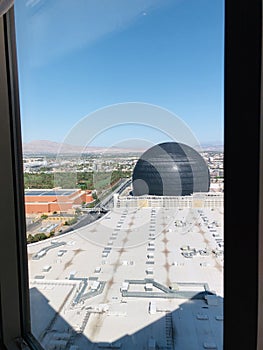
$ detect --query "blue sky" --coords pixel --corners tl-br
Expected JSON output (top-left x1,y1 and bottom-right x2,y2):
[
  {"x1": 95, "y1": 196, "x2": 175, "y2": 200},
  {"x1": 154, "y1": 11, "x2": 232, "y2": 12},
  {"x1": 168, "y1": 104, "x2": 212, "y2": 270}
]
[{"x1": 14, "y1": 0, "x2": 224, "y2": 148}]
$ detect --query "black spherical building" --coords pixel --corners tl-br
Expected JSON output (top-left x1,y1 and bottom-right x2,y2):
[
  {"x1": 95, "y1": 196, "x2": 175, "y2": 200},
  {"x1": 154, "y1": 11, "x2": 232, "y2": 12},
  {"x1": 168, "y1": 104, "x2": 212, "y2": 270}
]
[{"x1": 132, "y1": 142, "x2": 210, "y2": 196}]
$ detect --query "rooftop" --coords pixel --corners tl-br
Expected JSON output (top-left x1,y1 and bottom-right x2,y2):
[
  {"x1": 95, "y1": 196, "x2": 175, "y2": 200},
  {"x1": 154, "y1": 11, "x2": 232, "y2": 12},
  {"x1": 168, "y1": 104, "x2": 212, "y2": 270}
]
[
  {"x1": 25, "y1": 189, "x2": 76, "y2": 196},
  {"x1": 27, "y1": 205, "x2": 223, "y2": 349}
]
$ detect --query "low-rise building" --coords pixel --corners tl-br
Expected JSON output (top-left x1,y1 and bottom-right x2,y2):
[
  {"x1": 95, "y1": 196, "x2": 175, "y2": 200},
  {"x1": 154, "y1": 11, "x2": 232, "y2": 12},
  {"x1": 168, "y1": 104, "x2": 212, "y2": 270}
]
[{"x1": 25, "y1": 188, "x2": 93, "y2": 214}]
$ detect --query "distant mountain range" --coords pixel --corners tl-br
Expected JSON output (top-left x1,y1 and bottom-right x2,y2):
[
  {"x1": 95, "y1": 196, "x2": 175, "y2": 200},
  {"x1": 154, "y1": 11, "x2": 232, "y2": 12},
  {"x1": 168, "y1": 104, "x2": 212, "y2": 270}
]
[
  {"x1": 22, "y1": 140, "x2": 223, "y2": 155},
  {"x1": 22, "y1": 140, "x2": 147, "y2": 155},
  {"x1": 200, "y1": 144, "x2": 224, "y2": 152}
]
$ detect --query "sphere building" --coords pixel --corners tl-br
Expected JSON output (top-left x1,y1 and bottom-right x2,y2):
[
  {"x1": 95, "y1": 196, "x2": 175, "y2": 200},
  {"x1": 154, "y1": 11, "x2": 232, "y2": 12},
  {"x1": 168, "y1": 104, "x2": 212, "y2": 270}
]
[{"x1": 132, "y1": 142, "x2": 210, "y2": 196}]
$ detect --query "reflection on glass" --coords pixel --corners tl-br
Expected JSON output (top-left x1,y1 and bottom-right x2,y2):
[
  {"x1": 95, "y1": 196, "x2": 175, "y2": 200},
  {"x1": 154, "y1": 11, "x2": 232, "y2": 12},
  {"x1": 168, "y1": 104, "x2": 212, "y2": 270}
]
[{"x1": 15, "y1": 0, "x2": 224, "y2": 348}]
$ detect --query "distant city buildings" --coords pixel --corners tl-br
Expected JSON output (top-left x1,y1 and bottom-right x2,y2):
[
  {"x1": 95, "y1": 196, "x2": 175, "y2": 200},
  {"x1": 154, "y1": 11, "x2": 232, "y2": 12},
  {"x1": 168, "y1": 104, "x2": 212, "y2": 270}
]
[
  {"x1": 22, "y1": 150, "x2": 223, "y2": 192},
  {"x1": 23, "y1": 149, "x2": 223, "y2": 216}
]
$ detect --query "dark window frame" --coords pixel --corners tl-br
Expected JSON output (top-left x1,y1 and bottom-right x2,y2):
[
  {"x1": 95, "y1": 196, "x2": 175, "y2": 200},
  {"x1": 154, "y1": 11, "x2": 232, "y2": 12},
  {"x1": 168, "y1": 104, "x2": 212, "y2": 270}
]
[
  {"x1": 224, "y1": 0, "x2": 262, "y2": 349},
  {"x1": 0, "y1": 6, "x2": 36, "y2": 350},
  {"x1": 0, "y1": 1, "x2": 262, "y2": 349}
]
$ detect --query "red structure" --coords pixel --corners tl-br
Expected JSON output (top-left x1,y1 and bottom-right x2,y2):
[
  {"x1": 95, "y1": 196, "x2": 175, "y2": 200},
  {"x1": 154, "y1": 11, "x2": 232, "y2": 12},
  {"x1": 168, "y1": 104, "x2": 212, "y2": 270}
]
[{"x1": 24, "y1": 189, "x2": 93, "y2": 214}]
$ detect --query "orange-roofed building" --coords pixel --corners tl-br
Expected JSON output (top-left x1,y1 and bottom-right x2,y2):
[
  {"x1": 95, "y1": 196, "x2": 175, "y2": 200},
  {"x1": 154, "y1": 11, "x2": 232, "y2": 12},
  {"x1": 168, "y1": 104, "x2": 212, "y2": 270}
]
[{"x1": 24, "y1": 188, "x2": 93, "y2": 214}]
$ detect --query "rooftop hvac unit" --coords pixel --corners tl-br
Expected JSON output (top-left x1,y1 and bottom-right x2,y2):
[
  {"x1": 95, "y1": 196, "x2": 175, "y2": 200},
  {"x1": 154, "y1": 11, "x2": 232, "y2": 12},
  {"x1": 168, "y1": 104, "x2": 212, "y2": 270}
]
[{"x1": 42, "y1": 265, "x2": 51, "y2": 272}]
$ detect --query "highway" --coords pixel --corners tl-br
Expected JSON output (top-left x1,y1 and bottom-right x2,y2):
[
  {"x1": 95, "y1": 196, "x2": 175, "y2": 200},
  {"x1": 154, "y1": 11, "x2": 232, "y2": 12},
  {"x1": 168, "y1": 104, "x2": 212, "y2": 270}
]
[
  {"x1": 97, "y1": 177, "x2": 132, "y2": 209},
  {"x1": 62, "y1": 178, "x2": 132, "y2": 234}
]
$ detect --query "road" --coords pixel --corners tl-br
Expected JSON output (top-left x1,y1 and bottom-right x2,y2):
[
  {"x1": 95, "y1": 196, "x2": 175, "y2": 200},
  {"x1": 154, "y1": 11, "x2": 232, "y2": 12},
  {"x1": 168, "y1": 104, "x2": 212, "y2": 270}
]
[
  {"x1": 97, "y1": 178, "x2": 132, "y2": 209},
  {"x1": 62, "y1": 178, "x2": 132, "y2": 234}
]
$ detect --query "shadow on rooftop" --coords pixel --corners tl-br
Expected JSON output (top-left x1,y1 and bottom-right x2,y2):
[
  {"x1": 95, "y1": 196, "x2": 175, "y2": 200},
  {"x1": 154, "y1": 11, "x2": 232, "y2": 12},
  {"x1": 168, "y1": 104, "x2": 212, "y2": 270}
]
[{"x1": 29, "y1": 287, "x2": 223, "y2": 350}]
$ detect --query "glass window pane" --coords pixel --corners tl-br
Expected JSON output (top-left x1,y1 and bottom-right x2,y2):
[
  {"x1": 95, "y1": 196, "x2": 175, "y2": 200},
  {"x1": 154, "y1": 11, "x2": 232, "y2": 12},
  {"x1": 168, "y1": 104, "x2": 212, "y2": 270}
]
[{"x1": 15, "y1": 1, "x2": 224, "y2": 349}]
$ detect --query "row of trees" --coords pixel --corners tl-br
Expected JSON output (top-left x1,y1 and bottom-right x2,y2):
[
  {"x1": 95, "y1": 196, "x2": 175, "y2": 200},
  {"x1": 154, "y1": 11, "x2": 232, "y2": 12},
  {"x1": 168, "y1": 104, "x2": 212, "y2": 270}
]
[
  {"x1": 27, "y1": 232, "x2": 54, "y2": 244},
  {"x1": 24, "y1": 170, "x2": 131, "y2": 191}
]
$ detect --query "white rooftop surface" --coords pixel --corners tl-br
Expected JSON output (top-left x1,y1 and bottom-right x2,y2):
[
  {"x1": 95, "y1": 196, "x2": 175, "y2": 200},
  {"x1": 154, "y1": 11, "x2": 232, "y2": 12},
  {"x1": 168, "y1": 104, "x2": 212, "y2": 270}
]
[{"x1": 27, "y1": 206, "x2": 223, "y2": 349}]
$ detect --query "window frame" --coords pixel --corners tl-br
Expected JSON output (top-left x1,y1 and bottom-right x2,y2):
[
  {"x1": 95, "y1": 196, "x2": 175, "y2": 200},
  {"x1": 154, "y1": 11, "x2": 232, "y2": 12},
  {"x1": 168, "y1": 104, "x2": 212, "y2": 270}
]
[
  {"x1": 0, "y1": 1, "x2": 262, "y2": 349},
  {"x1": 0, "y1": 6, "x2": 42, "y2": 350},
  {"x1": 224, "y1": 0, "x2": 262, "y2": 349}
]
